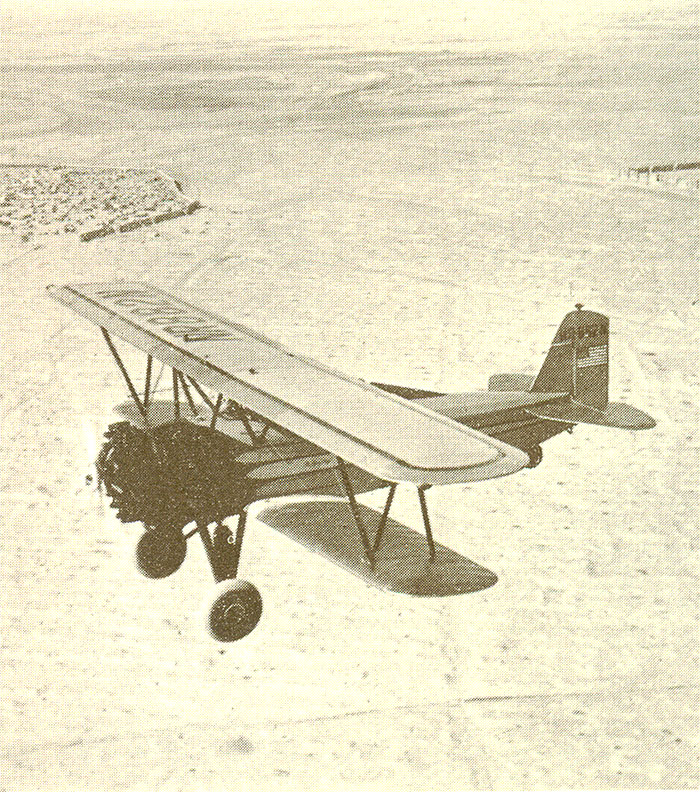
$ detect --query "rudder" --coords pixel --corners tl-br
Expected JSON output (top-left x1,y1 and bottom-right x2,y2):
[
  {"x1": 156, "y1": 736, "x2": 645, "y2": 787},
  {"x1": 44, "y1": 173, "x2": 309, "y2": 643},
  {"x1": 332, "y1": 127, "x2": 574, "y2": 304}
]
[{"x1": 531, "y1": 306, "x2": 609, "y2": 409}]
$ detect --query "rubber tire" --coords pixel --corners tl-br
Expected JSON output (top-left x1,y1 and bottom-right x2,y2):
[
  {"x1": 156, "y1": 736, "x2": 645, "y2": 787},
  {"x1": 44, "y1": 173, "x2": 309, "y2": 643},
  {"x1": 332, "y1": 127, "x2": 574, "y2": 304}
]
[
  {"x1": 207, "y1": 579, "x2": 263, "y2": 642},
  {"x1": 135, "y1": 528, "x2": 187, "y2": 579},
  {"x1": 526, "y1": 445, "x2": 543, "y2": 468}
]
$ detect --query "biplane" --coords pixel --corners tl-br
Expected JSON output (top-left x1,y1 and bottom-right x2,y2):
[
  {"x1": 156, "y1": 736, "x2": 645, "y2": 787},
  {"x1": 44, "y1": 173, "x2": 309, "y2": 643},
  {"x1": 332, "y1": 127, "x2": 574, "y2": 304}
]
[{"x1": 47, "y1": 282, "x2": 655, "y2": 641}]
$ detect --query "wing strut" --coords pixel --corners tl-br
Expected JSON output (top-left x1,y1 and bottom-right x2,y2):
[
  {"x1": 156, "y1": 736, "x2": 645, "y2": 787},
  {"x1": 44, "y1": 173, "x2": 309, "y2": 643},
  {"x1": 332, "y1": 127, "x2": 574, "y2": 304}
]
[
  {"x1": 172, "y1": 369, "x2": 180, "y2": 419},
  {"x1": 181, "y1": 375, "x2": 270, "y2": 442},
  {"x1": 183, "y1": 375, "x2": 224, "y2": 429},
  {"x1": 335, "y1": 462, "x2": 437, "y2": 565},
  {"x1": 177, "y1": 371, "x2": 198, "y2": 415},
  {"x1": 187, "y1": 376, "x2": 215, "y2": 411},
  {"x1": 227, "y1": 400, "x2": 263, "y2": 445},
  {"x1": 101, "y1": 328, "x2": 146, "y2": 417},
  {"x1": 418, "y1": 486, "x2": 436, "y2": 562},
  {"x1": 371, "y1": 483, "x2": 397, "y2": 555},
  {"x1": 210, "y1": 394, "x2": 224, "y2": 430},
  {"x1": 143, "y1": 355, "x2": 153, "y2": 410},
  {"x1": 336, "y1": 457, "x2": 375, "y2": 564}
]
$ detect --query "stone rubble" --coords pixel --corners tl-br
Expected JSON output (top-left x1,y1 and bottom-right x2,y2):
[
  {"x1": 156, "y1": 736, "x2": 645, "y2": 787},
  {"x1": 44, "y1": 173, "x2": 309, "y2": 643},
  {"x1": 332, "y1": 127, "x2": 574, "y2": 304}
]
[{"x1": 0, "y1": 165, "x2": 199, "y2": 242}]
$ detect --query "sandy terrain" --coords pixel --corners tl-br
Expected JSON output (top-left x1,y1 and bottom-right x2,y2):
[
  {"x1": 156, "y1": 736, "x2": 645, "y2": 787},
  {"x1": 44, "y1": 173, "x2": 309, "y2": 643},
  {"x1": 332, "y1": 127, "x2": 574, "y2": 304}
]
[{"x1": 1, "y1": 3, "x2": 698, "y2": 790}]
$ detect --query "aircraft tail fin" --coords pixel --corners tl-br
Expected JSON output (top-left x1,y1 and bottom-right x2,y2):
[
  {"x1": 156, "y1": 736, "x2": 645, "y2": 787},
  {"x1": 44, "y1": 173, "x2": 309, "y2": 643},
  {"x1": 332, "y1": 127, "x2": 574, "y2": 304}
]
[{"x1": 531, "y1": 306, "x2": 609, "y2": 409}]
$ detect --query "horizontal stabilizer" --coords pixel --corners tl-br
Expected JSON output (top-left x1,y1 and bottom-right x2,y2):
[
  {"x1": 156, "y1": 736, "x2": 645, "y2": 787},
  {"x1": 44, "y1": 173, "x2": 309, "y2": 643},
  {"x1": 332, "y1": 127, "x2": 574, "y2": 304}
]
[
  {"x1": 527, "y1": 399, "x2": 656, "y2": 430},
  {"x1": 488, "y1": 373, "x2": 536, "y2": 392}
]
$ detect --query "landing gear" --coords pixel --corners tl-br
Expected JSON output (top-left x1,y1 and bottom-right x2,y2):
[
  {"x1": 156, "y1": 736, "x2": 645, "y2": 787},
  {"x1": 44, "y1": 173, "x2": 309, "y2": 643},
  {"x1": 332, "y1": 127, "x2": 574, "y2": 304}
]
[
  {"x1": 97, "y1": 329, "x2": 264, "y2": 641},
  {"x1": 526, "y1": 445, "x2": 543, "y2": 468},
  {"x1": 198, "y1": 513, "x2": 263, "y2": 641},
  {"x1": 135, "y1": 518, "x2": 262, "y2": 640},
  {"x1": 135, "y1": 527, "x2": 187, "y2": 578},
  {"x1": 206, "y1": 579, "x2": 263, "y2": 642}
]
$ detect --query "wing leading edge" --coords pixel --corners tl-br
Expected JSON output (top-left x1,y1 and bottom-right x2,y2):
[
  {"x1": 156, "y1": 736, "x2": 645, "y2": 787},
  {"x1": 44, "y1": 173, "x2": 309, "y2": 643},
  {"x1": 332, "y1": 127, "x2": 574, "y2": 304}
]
[{"x1": 47, "y1": 281, "x2": 529, "y2": 485}]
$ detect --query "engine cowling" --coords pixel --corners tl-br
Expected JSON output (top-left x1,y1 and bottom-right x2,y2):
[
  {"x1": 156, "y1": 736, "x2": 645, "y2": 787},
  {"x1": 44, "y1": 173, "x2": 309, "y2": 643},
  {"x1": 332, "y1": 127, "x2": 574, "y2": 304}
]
[{"x1": 97, "y1": 421, "x2": 253, "y2": 530}]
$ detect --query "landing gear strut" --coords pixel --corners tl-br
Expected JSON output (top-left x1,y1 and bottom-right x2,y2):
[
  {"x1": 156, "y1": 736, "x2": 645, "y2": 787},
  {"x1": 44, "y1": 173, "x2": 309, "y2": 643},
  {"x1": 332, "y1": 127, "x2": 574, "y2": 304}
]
[
  {"x1": 199, "y1": 513, "x2": 263, "y2": 642},
  {"x1": 526, "y1": 445, "x2": 543, "y2": 468}
]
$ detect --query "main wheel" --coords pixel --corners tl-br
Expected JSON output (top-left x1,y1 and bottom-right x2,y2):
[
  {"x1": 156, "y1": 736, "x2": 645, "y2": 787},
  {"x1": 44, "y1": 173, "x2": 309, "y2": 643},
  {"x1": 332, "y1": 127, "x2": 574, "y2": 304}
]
[
  {"x1": 135, "y1": 528, "x2": 187, "y2": 578},
  {"x1": 526, "y1": 445, "x2": 543, "y2": 468},
  {"x1": 207, "y1": 579, "x2": 262, "y2": 642}
]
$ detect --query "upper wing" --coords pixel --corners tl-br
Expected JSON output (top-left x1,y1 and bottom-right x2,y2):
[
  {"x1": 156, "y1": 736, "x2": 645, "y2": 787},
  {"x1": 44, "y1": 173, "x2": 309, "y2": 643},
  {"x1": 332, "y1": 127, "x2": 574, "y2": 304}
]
[{"x1": 47, "y1": 281, "x2": 529, "y2": 485}]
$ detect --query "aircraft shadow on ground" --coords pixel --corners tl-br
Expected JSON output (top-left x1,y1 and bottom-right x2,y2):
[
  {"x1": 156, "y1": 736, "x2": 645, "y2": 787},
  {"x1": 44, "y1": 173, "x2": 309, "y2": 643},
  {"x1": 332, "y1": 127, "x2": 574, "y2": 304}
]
[{"x1": 256, "y1": 499, "x2": 498, "y2": 596}]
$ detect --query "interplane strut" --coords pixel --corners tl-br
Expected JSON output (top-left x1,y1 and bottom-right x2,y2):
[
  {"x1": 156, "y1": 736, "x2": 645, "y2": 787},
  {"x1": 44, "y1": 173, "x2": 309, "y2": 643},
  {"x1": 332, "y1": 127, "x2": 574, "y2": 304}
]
[
  {"x1": 101, "y1": 327, "x2": 146, "y2": 417},
  {"x1": 100, "y1": 327, "x2": 439, "y2": 578},
  {"x1": 335, "y1": 460, "x2": 437, "y2": 565}
]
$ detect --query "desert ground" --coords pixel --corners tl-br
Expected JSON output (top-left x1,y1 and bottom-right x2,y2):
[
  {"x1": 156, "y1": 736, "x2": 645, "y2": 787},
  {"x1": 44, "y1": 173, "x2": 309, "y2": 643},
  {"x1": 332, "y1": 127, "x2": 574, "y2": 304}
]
[{"x1": 1, "y1": 2, "x2": 698, "y2": 790}]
